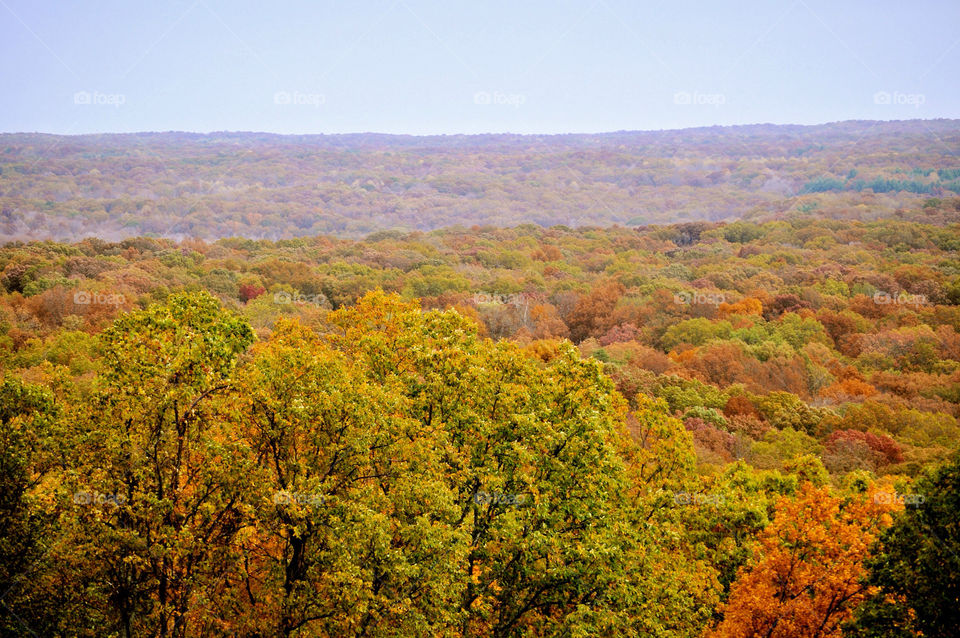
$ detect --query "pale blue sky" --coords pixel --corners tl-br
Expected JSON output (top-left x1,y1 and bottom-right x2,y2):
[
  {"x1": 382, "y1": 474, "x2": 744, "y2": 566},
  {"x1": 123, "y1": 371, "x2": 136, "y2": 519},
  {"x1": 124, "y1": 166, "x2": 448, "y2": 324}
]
[{"x1": 1, "y1": 0, "x2": 957, "y2": 134}]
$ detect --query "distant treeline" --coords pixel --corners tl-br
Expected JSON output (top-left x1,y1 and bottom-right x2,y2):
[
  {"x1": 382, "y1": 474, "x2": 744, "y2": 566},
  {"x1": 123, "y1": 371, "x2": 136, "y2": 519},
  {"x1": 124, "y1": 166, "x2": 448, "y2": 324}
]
[{"x1": 2, "y1": 119, "x2": 959, "y2": 242}]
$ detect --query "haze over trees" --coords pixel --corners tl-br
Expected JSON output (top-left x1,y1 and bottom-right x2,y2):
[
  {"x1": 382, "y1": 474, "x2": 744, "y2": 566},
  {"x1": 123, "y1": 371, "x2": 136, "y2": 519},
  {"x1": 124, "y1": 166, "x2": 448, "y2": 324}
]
[{"x1": 2, "y1": 119, "x2": 959, "y2": 242}]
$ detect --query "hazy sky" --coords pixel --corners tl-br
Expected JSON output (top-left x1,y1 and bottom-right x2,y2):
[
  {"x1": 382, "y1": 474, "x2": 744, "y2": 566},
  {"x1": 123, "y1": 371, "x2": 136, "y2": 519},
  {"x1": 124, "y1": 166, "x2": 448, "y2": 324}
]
[{"x1": 1, "y1": 0, "x2": 957, "y2": 135}]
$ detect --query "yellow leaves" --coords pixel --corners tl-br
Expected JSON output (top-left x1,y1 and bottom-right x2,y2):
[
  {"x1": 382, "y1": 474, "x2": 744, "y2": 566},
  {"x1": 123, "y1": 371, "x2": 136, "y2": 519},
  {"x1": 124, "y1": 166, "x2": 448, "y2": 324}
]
[
  {"x1": 327, "y1": 289, "x2": 419, "y2": 342},
  {"x1": 521, "y1": 338, "x2": 565, "y2": 362},
  {"x1": 626, "y1": 394, "x2": 696, "y2": 493},
  {"x1": 29, "y1": 472, "x2": 63, "y2": 514}
]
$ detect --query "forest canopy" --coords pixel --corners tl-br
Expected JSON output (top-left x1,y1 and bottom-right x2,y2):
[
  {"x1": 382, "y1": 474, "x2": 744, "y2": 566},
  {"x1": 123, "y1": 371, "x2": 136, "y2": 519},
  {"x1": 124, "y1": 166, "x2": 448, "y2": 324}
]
[
  {"x1": 3, "y1": 120, "x2": 960, "y2": 636},
  {"x1": 2, "y1": 206, "x2": 959, "y2": 635},
  {"x1": 2, "y1": 119, "x2": 959, "y2": 241}
]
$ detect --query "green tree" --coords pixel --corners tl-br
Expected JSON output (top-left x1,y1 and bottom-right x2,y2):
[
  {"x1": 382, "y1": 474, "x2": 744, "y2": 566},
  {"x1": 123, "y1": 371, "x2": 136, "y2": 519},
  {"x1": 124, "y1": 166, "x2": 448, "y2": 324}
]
[
  {"x1": 326, "y1": 291, "x2": 720, "y2": 637},
  {"x1": 848, "y1": 455, "x2": 960, "y2": 637},
  {"x1": 748, "y1": 428, "x2": 824, "y2": 470},
  {"x1": 229, "y1": 317, "x2": 464, "y2": 636},
  {"x1": 0, "y1": 377, "x2": 61, "y2": 636},
  {"x1": 54, "y1": 292, "x2": 256, "y2": 637},
  {"x1": 755, "y1": 391, "x2": 827, "y2": 435}
]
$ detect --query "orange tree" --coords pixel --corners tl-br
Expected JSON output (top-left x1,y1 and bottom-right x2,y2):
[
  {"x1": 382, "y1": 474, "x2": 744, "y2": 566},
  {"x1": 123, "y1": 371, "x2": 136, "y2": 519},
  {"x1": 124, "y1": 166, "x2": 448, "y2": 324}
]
[{"x1": 708, "y1": 483, "x2": 900, "y2": 638}]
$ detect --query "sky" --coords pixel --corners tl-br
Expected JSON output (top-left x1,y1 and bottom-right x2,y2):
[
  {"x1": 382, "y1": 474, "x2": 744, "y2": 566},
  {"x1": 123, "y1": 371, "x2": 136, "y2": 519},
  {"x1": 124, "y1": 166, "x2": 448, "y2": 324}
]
[{"x1": 1, "y1": 0, "x2": 957, "y2": 135}]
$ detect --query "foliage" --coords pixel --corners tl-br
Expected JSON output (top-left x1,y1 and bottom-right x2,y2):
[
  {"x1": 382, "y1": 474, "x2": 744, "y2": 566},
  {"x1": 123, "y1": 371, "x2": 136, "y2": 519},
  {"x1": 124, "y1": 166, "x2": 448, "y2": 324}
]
[
  {"x1": 709, "y1": 484, "x2": 900, "y2": 638},
  {"x1": 1, "y1": 203, "x2": 960, "y2": 633},
  {"x1": 848, "y1": 455, "x2": 960, "y2": 638},
  {"x1": 4, "y1": 122, "x2": 960, "y2": 242}
]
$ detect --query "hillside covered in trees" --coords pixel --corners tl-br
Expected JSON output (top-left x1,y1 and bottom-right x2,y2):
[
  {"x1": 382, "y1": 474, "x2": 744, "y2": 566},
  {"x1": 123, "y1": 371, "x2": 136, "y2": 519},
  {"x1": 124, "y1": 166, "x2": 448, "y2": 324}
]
[
  {"x1": 6, "y1": 0, "x2": 960, "y2": 629},
  {"x1": 3, "y1": 119, "x2": 960, "y2": 241},
  {"x1": 2, "y1": 209, "x2": 959, "y2": 635}
]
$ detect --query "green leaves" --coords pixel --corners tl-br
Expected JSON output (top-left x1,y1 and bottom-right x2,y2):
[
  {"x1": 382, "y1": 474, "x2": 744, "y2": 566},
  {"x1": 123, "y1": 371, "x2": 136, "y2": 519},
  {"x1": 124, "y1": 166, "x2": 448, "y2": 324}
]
[
  {"x1": 849, "y1": 454, "x2": 960, "y2": 638},
  {"x1": 51, "y1": 291, "x2": 259, "y2": 637},
  {"x1": 231, "y1": 315, "x2": 465, "y2": 636},
  {"x1": 99, "y1": 290, "x2": 254, "y2": 395},
  {"x1": 322, "y1": 292, "x2": 719, "y2": 637},
  {"x1": 7, "y1": 288, "x2": 876, "y2": 637}
]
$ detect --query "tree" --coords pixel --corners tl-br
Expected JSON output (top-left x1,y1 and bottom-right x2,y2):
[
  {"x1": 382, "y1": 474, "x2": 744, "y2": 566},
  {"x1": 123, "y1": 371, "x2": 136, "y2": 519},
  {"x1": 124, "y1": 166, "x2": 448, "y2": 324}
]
[
  {"x1": 238, "y1": 281, "x2": 266, "y2": 302},
  {"x1": 228, "y1": 317, "x2": 463, "y2": 636},
  {"x1": 323, "y1": 291, "x2": 719, "y2": 637},
  {"x1": 619, "y1": 395, "x2": 723, "y2": 635},
  {"x1": 564, "y1": 280, "x2": 624, "y2": 342},
  {"x1": 848, "y1": 455, "x2": 960, "y2": 637},
  {"x1": 0, "y1": 376, "x2": 62, "y2": 636},
  {"x1": 626, "y1": 394, "x2": 697, "y2": 495},
  {"x1": 717, "y1": 297, "x2": 763, "y2": 318},
  {"x1": 710, "y1": 484, "x2": 900, "y2": 638},
  {"x1": 755, "y1": 391, "x2": 827, "y2": 435},
  {"x1": 678, "y1": 461, "x2": 794, "y2": 597},
  {"x1": 825, "y1": 430, "x2": 903, "y2": 466},
  {"x1": 747, "y1": 427, "x2": 823, "y2": 470},
  {"x1": 53, "y1": 292, "x2": 256, "y2": 637},
  {"x1": 661, "y1": 318, "x2": 733, "y2": 351}
]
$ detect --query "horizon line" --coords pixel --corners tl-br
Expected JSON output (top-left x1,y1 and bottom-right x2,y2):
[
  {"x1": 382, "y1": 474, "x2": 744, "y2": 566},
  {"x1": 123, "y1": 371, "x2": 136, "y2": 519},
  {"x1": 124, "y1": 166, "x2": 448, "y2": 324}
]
[{"x1": 3, "y1": 117, "x2": 959, "y2": 139}]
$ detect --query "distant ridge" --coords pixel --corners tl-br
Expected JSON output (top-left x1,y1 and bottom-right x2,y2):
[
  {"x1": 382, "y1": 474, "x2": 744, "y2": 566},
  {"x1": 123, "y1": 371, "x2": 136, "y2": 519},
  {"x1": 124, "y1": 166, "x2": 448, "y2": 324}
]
[{"x1": 2, "y1": 119, "x2": 958, "y2": 242}]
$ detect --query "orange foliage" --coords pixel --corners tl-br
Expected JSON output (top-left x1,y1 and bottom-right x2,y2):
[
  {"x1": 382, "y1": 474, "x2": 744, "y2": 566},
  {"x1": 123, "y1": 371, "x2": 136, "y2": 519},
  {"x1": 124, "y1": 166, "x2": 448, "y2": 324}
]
[
  {"x1": 687, "y1": 342, "x2": 753, "y2": 388},
  {"x1": 528, "y1": 303, "x2": 570, "y2": 340},
  {"x1": 522, "y1": 338, "x2": 566, "y2": 362},
  {"x1": 819, "y1": 378, "x2": 877, "y2": 401},
  {"x1": 668, "y1": 347, "x2": 700, "y2": 365},
  {"x1": 532, "y1": 245, "x2": 563, "y2": 261},
  {"x1": 565, "y1": 280, "x2": 625, "y2": 342},
  {"x1": 723, "y1": 395, "x2": 761, "y2": 420},
  {"x1": 709, "y1": 484, "x2": 901, "y2": 638},
  {"x1": 717, "y1": 297, "x2": 763, "y2": 319}
]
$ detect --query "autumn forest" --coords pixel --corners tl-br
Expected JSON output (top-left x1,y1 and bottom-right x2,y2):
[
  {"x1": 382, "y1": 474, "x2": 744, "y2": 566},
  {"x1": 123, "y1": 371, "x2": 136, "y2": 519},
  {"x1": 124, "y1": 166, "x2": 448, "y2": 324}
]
[{"x1": 2, "y1": 123, "x2": 960, "y2": 637}]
